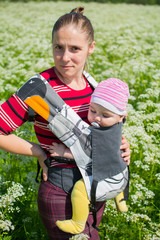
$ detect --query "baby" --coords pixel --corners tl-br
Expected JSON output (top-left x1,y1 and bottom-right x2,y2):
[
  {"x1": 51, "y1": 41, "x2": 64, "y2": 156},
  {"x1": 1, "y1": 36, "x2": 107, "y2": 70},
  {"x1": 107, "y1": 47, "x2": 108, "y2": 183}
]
[{"x1": 49, "y1": 78, "x2": 130, "y2": 234}]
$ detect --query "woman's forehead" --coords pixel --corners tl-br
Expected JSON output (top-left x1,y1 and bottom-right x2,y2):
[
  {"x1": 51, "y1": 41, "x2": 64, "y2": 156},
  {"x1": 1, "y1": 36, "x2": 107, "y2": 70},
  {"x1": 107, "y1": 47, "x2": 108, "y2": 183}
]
[{"x1": 53, "y1": 25, "x2": 87, "y2": 43}]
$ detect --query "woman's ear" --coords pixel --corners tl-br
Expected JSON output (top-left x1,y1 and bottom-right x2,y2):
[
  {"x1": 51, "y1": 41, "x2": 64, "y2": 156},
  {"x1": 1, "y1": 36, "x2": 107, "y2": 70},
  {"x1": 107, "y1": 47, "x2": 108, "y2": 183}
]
[{"x1": 88, "y1": 41, "x2": 95, "y2": 55}]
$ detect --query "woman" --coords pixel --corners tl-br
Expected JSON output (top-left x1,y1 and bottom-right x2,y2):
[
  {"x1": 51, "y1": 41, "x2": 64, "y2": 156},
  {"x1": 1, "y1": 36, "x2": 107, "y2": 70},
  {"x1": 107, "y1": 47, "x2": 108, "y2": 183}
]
[{"x1": 0, "y1": 7, "x2": 130, "y2": 240}]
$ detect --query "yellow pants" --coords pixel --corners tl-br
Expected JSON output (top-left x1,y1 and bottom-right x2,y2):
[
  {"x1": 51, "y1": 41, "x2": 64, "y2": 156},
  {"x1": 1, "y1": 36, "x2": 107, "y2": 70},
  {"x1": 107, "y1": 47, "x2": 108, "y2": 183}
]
[{"x1": 56, "y1": 179, "x2": 128, "y2": 234}]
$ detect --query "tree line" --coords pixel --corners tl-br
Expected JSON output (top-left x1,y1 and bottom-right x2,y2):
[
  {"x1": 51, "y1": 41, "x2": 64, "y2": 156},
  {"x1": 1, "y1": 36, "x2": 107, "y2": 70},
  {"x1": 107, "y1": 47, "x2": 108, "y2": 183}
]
[{"x1": 1, "y1": 0, "x2": 160, "y2": 5}]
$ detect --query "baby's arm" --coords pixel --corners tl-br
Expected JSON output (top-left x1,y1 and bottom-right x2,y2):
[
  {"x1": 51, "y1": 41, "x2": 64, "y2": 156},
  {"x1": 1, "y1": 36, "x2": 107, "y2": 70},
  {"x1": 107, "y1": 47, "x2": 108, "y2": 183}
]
[{"x1": 49, "y1": 142, "x2": 74, "y2": 159}]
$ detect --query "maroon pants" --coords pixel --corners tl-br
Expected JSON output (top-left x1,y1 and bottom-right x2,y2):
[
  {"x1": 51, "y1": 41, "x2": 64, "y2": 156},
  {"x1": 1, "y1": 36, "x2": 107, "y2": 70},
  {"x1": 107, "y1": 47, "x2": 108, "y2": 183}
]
[{"x1": 38, "y1": 181, "x2": 105, "y2": 240}]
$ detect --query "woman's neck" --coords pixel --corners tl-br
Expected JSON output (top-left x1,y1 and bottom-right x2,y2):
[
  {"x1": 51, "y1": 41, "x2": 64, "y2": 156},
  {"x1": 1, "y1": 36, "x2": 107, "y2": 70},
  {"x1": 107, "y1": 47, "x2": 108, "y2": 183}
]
[{"x1": 54, "y1": 67, "x2": 86, "y2": 90}]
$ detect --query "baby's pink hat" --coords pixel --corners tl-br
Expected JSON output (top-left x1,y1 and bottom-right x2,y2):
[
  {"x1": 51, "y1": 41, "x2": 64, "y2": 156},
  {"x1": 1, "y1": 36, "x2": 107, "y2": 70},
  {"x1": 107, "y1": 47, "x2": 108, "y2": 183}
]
[{"x1": 91, "y1": 78, "x2": 130, "y2": 115}]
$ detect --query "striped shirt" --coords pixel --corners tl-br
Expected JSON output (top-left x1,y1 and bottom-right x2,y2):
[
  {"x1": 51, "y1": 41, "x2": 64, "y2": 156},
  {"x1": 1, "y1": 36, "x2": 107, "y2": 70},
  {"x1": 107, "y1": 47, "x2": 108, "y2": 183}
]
[{"x1": 0, "y1": 67, "x2": 93, "y2": 167}]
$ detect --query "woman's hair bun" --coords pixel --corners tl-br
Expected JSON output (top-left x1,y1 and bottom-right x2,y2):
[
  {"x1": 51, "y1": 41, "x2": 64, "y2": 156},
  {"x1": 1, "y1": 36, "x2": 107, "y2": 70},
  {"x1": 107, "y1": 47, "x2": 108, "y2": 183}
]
[{"x1": 70, "y1": 6, "x2": 84, "y2": 15}]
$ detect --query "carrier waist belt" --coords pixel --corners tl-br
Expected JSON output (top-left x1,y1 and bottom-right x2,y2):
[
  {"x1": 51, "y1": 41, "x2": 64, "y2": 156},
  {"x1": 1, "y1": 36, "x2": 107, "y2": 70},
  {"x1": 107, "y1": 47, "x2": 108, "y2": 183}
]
[{"x1": 44, "y1": 157, "x2": 76, "y2": 167}]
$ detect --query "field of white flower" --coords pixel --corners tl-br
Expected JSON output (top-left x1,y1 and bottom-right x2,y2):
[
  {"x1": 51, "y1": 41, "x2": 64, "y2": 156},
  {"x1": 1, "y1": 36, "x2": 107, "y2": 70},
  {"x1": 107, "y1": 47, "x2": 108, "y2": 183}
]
[{"x1": 0, "y1": 1, "x2": 160, "y2": 240}]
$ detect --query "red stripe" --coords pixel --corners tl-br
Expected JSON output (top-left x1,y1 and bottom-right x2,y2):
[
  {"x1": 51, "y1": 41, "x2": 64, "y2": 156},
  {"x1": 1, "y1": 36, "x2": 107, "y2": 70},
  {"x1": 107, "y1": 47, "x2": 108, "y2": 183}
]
[{"x1": 0, "y1": 95, "x2": 28, "y2": 134}]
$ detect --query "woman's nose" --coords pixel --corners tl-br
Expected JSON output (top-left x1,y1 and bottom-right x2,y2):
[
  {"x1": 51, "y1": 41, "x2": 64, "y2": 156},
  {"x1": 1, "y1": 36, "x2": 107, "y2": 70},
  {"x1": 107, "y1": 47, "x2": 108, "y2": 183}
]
[{"x1": 62, "y1": 49, "x2": 69, "y2": 62}]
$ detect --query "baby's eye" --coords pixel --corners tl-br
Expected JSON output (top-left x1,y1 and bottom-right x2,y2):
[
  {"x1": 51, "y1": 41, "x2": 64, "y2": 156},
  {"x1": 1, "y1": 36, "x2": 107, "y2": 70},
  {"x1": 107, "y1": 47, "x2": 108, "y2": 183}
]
[
  {"x1": 91, "y1": 109, "x2": 96, "y2": 113},
  {"x1": 103, "y1": 114, "x2": 109, "y2": 118}
]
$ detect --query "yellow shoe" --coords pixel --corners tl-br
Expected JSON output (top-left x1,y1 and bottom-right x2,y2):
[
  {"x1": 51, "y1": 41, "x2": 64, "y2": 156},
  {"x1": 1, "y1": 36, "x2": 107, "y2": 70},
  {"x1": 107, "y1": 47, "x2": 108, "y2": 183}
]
[
  {"x1": 115, "y1": 192, "x2": 128, "y2": 212},
  {"x1": 56, "y1": 219, "x2": 85, "y2": 234}
]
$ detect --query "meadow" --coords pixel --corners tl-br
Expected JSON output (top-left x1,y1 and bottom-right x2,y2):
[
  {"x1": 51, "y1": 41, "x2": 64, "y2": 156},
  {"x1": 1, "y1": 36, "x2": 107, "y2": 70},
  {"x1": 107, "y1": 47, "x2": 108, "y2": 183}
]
[{"x1": 0, "y1": 1, "x2": 160, "y2": 240}]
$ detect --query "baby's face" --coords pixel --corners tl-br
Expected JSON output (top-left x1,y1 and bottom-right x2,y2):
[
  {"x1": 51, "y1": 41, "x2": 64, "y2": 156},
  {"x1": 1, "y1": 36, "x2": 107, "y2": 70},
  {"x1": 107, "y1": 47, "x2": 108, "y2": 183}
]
[{"x1": 88, "y1": 102, "x2": 124, "y2": 127}]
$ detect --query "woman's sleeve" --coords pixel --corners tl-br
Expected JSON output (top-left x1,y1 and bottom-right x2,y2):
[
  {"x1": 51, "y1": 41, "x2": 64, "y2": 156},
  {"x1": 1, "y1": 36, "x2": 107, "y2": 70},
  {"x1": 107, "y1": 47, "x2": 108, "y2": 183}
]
[{"x1": 0, "y1": 94, "x2": 29, "y2": 135}]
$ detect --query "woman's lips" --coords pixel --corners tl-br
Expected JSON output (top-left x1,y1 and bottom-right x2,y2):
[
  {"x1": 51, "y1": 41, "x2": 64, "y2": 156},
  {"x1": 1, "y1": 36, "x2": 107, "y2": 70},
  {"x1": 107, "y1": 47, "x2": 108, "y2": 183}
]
[{"x1": 61, "y1": 65, "x2": 73, "y2": 69}]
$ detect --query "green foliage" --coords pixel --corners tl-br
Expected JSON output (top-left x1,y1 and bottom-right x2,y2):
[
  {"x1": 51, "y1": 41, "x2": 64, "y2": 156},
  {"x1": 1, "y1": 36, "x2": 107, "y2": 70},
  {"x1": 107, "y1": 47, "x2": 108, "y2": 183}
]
[{"x1": 0, "y1": 1, "x2": 160, "y2": 239}]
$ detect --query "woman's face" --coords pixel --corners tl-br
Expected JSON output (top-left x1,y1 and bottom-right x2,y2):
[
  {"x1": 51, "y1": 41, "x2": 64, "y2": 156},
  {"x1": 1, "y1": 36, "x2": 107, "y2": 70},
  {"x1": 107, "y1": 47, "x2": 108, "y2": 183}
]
[{"x1": 53, "y1": 25, "x2": 95, "y2": 80}]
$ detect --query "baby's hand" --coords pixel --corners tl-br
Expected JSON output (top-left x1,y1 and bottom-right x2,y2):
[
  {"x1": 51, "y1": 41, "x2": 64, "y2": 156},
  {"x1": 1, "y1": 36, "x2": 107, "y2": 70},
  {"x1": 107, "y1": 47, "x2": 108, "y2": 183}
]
[{"x1": 49, "y1": 142, "x2": 66, "y2": 157}]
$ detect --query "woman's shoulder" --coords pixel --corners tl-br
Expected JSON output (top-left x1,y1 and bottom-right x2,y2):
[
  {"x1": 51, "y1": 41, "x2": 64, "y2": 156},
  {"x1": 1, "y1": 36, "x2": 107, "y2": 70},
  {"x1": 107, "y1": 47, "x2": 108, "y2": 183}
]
[{"x1": 40, "y1": 66, "x2": 56, "y2": 81}]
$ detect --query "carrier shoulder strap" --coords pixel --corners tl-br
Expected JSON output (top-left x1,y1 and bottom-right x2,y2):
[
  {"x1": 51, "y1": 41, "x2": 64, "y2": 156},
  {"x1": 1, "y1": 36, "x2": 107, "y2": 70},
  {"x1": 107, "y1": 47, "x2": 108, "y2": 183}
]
[
  {"x1": 28, "y1": 106, "x2": 36, "y2": 122},
  {"x1": 27, "y1": 70, "x2": 97, "y2": 122},
  {"x1": 15, "y1": 70, "x2": 97, "y2": 184},
  {"x1": 90, "y1": 180, "x2": 100, "y2": 231}
]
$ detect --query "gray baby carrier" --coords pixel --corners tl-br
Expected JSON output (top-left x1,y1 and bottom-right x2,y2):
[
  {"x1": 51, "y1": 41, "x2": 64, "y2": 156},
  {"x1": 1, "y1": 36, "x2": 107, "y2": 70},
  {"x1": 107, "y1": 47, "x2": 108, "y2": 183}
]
[{"x1": 15, "y1": 71, "x2": 129, "y2": 229}]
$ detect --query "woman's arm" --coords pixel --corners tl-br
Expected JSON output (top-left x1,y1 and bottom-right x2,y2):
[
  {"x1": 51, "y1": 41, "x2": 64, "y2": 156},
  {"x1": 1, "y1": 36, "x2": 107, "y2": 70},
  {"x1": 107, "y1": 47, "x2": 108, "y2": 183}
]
[{"x1": 0, "y1": 134, "x2": 48, "y2": 181}]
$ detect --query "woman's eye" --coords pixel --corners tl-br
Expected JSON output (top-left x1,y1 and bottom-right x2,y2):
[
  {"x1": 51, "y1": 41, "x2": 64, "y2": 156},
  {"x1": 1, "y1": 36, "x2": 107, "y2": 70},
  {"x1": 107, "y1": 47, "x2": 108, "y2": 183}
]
[
  {"x1": 72, "y1": 46, "x2": 80, "y2": 51},
  {"x1": 55, "y1": 45, "x2": 62, "y2": 51}
]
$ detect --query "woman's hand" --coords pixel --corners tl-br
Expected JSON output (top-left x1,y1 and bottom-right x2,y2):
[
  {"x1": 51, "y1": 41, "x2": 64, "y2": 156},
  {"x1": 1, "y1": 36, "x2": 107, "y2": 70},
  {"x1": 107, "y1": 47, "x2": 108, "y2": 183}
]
[
  {"x1": 38, "y1": 151, "x2": 48, "y2": 182},
  {"x1": 120, "y1": 135, "x2": 130, "y2": 165}
]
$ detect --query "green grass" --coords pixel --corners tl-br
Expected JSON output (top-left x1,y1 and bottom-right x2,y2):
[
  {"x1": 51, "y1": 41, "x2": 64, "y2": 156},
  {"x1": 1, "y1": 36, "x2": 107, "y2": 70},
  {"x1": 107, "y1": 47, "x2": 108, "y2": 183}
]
[{"x1": 0, "y1": 1, "x2": 160, "y2": 239}]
